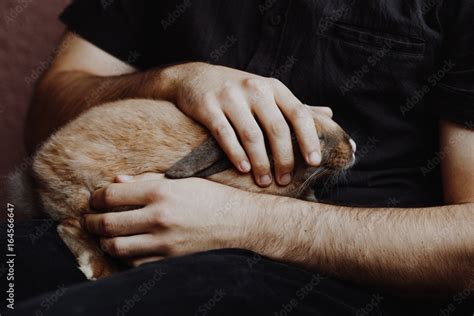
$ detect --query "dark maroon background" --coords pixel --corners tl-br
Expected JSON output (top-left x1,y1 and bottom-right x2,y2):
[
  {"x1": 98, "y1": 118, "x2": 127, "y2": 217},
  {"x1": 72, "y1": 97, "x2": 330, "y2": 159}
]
[{"x1": 0, "y1": 0, "x2": 70, "y2": 219}]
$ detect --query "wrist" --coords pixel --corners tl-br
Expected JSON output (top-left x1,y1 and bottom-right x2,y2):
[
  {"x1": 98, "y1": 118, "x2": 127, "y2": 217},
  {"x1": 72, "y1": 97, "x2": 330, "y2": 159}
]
[
  {"x1": 146, "y1": 66, "x2": 177, "y2": 102},
  {"x1": 231, "y1": 191, "x2": 279, "y2": 254},
  {"x1": 151, "y1": 62, "x2": 208, "y2": 103},
  {"x1": 236, "y1": 194, "x2": 318, "y2": 264},
  {"x1": 217, "y1": 190, "x2": 260, "y2": 250}
]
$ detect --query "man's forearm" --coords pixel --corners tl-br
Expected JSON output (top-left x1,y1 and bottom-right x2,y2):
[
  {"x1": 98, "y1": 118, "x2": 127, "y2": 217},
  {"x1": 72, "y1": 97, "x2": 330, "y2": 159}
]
[
  {"x1": 245, "y1": 194, "x2": 474, "y2": 296},
  {"x1": 26, "y1": 68, "x2": 173, "y2": 152}
]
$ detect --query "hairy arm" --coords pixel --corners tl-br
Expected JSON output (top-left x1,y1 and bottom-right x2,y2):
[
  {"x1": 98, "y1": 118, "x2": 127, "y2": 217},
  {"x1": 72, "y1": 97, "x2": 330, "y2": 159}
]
[
  {"x1": 82, "y1": 119, "x2": 473, "y2": 297},
  {"x1": 29, "y1": 32, "x2": 327, "y2": 187},
  {"x1": 76, "y1": 75, "x2": 470, "y2": 295},
  {"x1": 249, "y1": 194, "x2": 473, "y2": 295},
  {"x1": 26, "y1": 32, "x2": 171, "y2": 152},
  {"x1": 245, "y1": 120, "x2": 474, "y2": 295}
]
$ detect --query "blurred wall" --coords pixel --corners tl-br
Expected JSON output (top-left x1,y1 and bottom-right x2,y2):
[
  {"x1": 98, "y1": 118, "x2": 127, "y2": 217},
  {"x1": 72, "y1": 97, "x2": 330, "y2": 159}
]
[{"x1": 0, "y1": 0, "x2": 70, "y2": 216}]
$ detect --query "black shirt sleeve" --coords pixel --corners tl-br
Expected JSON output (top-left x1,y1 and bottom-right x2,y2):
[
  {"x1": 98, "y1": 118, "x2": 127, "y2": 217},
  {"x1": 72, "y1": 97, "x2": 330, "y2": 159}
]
[
  {"x1": 60, "y1": 0, "x2": 147, "y2": 69},
  {"x1": 430, "y1": 1, "x2": 474, "y2": 128}
]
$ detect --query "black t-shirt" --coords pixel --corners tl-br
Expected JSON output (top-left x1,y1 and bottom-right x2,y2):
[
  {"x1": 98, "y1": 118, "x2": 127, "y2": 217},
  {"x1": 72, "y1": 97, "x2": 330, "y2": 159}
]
[{"x1": 60, "y1": 0, "x2": 474, "y2": 208}]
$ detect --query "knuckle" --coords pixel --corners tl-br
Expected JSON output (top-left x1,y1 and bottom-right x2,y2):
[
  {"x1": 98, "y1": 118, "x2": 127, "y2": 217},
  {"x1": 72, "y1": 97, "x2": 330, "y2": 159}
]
[
  {"x1": 268, "y1": 77, "x2": 283, "y2": 87},
  {"x1": 268, "y1": 120, "x2": 290, "y2": 138},
  {"x1": 100, "y1": 217, "x2": 116, "y2": 235},
  {"x1": 211, "y1": 123, "x2": 231, "y2": 139},
  {"x1": 253, "y1": 162, "x2": 270, "y2": 174},
  {"x1": 301, "y1": 118, "x2": 318, "y2": 136},
  {"x1": 192, "y1": 97, "x2": 216, "y2": 119},
  {"x1": 222, "y1": 80, "x2": 233, "y2": 90},
  {"x1": 219, "y1": 85, "x2": 239, "y2": 100},
  {"x1": 103, "y1": 186, "x2": 117, "y2": 205},
  {"x1": 156, "y1": 208, "x2": 173, "y2": 227},
  {"x1": 276, "y1": 157, "x2": 294, "y2": 171},
  {"x1": 109, "y1": 240, "x2": 125, "y2": 257},
  {"x1": 244, "y1": 78, "x2": 268, "y2": 93},
  {"x1": 201, "y1": 92, "x2": 216, "y2": 108},
  {"x1": 241, "y1": 127, "x2": 263, "y2": 144},
  {"x1": 145, "y1": 187, "x2": 161, "y2": 202},
  {"x1": 290, "y1": 106, "x2": 309, "y2": 121}
]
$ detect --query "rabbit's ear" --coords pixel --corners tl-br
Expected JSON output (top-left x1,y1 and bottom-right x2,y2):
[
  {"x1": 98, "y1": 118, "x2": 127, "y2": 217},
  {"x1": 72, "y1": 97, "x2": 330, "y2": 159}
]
[{"x1": 165, "y1": 137, "x2": 232, "y2": 179}]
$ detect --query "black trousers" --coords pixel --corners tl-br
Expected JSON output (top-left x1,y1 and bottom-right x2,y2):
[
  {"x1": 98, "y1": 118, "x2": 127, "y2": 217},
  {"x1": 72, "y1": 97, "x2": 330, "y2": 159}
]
[{"x1": 1, "y1": 220, "x2": 472, "y2": 315}]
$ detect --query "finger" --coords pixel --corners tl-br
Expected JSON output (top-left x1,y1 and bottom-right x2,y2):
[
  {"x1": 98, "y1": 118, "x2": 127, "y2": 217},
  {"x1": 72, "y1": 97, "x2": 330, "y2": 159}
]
[
  {"x1": 272, "y1": 79, "x2": 321, "y2": 166},
  {"x1": 308, "y1": 105, "x2": 333, "y2": 118},
  {"x1": 250, "y1": 96, "x2": 294, "y2": 186},
  {"x1": 115, "y1": 173, "x2": 165, "y2": 183},
  {"x1": 199, "y1": 104, "x2": 251, "y2": 173},
  {"x1": 91, "y1": 181, "x2": 158, "y2": 210},
  {"x1": 100, "y1": 234, "x2": 166, "y2": 258},
  {"x1": 126, "y1": 256, "x2": 164, "y2": 268},
  {"x1": 114, "y1": 175, "x2": 135, "y2": 183},
  {"x1": 82, "y1": 208, "x2": 156, "y2": 237},
  {"x1": 224, "y1": 104, "x2": 272, "y2": 187}
]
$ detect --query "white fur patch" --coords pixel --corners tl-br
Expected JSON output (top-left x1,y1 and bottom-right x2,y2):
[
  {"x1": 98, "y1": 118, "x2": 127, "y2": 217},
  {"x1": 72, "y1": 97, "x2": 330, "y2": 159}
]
[{"x1": 77, "y1": 252, "x2": 96, "y2": 280}]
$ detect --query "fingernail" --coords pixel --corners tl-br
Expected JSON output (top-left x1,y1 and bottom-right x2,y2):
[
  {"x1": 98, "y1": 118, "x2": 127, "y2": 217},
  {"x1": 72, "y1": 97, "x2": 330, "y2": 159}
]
[
  {"x1": 308, "y1": 151, "x2": 321, "y2": 165},
  {"x1": 117, "y1": 175, "x2": 134, "y2": 182},
  {"x1": 239, "y1": 160, "x2": 251, "y2": 172},
  {"x1": 259, "y1": 174, "x2": 272, "y2": 186},
  {"x1": 279, "y1": 173, "x2": 292, "y2": 185}
]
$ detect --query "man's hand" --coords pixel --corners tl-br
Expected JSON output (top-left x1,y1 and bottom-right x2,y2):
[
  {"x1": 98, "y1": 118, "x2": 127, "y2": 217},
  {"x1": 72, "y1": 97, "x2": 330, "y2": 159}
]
[
  {"x1": 82, "y1": 173, "x2": 257, "y2": 267},
  {"x1": 32, "y1": 33, "x2": 333, "y2": 187},
  {"x1": 162, "y1": 62, "x2": 331, "y2": 187},
  {"x1": 82, "y1": 164, "x2": 473, "y2": 295}
]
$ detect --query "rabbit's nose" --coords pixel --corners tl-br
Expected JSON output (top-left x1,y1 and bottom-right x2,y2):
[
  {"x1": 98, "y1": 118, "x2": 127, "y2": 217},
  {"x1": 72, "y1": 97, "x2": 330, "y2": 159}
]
[{"x1": 349, "y1": 139, "x2": 357, "y2": 153}]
